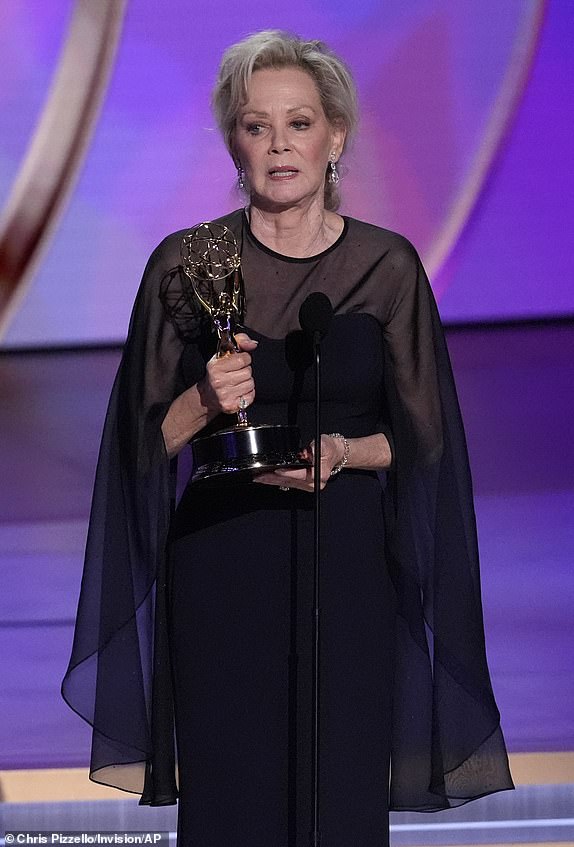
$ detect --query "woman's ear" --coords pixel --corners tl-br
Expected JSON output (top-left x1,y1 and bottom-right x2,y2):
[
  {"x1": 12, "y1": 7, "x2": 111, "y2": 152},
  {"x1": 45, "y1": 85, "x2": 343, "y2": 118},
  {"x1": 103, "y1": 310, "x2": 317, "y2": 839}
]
[{"x1": 331, "y1": 122, "x2": 347, "y2": 160}]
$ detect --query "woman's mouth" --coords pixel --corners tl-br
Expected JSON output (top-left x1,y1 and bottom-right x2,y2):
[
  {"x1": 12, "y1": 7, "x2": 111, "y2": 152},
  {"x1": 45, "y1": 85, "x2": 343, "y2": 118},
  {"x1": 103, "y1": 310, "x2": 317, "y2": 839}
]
[{"x1": 268, "y1": 167, "x2": 298, "y2": 179}]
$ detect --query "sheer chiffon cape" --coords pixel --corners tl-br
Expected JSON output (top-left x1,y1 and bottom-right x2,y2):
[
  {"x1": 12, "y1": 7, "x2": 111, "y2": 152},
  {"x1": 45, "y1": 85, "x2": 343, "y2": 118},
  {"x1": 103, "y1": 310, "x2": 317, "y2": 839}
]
[{"x1": 62, "y1": 209, "x2": 513, "y2": 809}]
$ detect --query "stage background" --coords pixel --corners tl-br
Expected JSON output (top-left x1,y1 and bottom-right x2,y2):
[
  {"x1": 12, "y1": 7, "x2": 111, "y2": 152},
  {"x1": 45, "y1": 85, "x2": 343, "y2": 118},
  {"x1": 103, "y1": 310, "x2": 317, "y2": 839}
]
[{"x1": 1, "y1": 0, "x2": 572, "y2": 348}]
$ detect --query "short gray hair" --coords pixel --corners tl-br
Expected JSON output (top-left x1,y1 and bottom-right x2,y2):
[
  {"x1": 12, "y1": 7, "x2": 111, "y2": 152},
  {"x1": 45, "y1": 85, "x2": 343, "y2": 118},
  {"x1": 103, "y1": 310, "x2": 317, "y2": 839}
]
[{"x1": 212, "y1": 30, "x2": 358, "y2": 210}]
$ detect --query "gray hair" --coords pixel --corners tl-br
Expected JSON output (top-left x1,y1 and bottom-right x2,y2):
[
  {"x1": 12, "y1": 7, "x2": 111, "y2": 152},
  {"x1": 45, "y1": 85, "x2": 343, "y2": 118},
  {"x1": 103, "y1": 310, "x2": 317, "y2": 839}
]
[{"x1": 212, "y1": 30, "x2": 358, "y2": 211}]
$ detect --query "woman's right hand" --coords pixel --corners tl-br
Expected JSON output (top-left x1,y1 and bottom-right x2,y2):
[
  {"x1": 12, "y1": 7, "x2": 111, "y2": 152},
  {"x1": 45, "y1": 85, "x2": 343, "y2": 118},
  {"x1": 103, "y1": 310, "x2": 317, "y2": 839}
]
[{"x1": 197, "y1": 332, "x2": 258, "y2": 416}]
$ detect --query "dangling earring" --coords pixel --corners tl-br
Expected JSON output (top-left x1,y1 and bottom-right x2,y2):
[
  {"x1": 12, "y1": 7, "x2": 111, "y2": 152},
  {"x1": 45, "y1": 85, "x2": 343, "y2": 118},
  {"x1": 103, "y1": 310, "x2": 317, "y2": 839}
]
[
  {"x1": 237, "y1": 165, "x2": 245, "y2": 191},
  {"x1": 328, "y1": 155, "x2": 340, "y2": 185}
]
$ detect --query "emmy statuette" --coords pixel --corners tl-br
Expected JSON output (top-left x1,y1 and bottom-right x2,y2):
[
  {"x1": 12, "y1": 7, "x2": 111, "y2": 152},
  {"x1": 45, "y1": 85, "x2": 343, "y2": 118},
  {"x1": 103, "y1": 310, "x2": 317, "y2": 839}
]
[{"x1": 181, "y1": 221, "x2": 310, "y2": 483}]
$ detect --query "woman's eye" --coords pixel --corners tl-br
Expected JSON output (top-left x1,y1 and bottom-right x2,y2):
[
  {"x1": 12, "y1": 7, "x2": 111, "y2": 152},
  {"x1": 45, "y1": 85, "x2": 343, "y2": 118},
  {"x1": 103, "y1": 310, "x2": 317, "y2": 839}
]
[
  {"x1": 246, "y1": 123, "x2": 264, "y2": 135},
  {"x1": 291, "y1": 120, "x2": 310, "y2": 130}
]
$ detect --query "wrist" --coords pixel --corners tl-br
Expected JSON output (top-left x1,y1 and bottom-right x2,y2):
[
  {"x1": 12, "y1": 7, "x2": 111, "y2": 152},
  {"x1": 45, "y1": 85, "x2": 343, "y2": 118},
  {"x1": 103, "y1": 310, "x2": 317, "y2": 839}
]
[
  {"x1": 328, "y1": 433, "x2": 350, "y2": 476},
  {"x1": 195, "y1": 377, "x2": 219, "y2": 418}
]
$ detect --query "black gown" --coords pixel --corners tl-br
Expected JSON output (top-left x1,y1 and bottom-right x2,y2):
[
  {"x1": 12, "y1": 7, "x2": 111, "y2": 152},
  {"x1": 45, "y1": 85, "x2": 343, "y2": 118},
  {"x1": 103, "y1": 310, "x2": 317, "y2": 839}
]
[
  {"x1": 170, "y1": 313, "x2": 395, "y2": 846},
  {"x1": 62, "y1": 210, "x2": 513, "y2": 845}
]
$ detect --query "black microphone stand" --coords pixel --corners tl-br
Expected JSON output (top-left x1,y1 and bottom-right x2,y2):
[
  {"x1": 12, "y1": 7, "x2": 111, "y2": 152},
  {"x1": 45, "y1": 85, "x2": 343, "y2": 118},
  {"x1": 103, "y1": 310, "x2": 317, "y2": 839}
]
[
  {"x1": 299, "y1": 291, "x2": 332, "y2": 847},
  {"x1": 310, "y1": 327, "x2": 322, "y2": 847}
]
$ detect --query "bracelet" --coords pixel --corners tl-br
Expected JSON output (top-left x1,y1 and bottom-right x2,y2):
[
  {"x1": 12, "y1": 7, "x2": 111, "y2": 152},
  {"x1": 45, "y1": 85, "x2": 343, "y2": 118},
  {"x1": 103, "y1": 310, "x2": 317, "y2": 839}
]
[{"x1": 328, "y1": 433, "x2": 350, "y2": 476}]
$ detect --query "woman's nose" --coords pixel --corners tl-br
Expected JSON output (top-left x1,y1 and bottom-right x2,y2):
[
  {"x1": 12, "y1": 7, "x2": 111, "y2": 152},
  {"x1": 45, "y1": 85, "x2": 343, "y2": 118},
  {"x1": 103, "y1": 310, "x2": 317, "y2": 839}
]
[{"x1": 269, "y1": 127, "x2": 291, "y2": 154}]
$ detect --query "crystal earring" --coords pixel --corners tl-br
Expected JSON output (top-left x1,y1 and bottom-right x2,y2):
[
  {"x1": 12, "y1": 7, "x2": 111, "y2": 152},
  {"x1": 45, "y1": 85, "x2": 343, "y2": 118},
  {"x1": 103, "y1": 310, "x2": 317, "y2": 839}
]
[
  {"x1": 328, "y1": 157, "x2": 340, "y2": 185},
  {"x1": 237, "y1": 165, "x2": 245, "y2": 191}
]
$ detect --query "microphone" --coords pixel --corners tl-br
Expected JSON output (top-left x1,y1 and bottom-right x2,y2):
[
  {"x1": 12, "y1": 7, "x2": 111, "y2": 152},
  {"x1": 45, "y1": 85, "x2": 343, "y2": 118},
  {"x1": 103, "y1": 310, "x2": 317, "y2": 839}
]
[{"x1": 299, "y1": 292, "x2": 333, "y2": 341}]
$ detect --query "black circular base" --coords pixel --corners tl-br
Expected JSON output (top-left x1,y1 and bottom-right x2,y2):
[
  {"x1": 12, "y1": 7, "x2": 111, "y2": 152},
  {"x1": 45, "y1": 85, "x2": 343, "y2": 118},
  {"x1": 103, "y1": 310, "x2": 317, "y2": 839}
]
[{"x1": 191, "y1": 424, "x2": 310, "y2": 483}]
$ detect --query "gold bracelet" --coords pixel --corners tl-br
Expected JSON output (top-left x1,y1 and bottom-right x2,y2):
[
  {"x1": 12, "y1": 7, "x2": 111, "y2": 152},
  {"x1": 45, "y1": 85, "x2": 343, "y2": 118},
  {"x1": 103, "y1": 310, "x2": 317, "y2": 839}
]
[{"x1": 328, "y1": 433, "x2": 350, "y2": 476}]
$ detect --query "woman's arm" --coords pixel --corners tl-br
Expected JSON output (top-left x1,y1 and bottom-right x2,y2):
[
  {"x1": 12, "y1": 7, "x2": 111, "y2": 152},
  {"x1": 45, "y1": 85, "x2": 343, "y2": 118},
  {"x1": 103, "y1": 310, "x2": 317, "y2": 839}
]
[
  {"x1": 161, "y1": 383, "x2": 214, "y2": 459},
  {"x1": 254, "y1": 431, "x2": 392, "y2": 492},
  {"x1": 334, "y1": 432, "x2": 392, "y2": 471}
]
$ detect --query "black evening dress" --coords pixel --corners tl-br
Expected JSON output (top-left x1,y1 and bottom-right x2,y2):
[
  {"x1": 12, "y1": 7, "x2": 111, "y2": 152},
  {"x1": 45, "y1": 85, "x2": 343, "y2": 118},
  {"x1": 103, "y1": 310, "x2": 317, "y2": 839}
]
[{"x1": 62, "y1": 210, "x2": 514, "y2": 847}]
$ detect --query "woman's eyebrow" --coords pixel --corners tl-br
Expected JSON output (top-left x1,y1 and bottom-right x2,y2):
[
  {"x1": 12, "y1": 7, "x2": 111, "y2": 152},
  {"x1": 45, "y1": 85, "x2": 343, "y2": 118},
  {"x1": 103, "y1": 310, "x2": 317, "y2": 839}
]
[{"x1": 240, "y1": 104, "x2": 317, "y2": 118}]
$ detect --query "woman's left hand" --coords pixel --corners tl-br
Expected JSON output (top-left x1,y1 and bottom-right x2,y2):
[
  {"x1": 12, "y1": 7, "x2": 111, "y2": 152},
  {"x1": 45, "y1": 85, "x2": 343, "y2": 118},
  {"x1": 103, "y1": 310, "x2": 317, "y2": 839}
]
[{"x1": 254, "y1": 434, "x2": 345, "y2": 492}]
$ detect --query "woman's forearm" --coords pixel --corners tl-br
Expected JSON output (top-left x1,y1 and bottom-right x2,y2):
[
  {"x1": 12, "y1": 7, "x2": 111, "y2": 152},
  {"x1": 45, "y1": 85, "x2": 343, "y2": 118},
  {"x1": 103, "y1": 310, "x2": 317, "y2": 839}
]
[
  {"x1": 340, "y1": 432, "x2": 393, "y2": 471},
  {"x1": 161, "y1": 383, "x2": 215, "y2": 459}
]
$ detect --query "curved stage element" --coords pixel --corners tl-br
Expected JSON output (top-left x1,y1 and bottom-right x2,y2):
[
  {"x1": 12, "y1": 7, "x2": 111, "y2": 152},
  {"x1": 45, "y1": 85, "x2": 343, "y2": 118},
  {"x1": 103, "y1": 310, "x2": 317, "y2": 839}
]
[
  {"x1": 426, "y1": 0, "x2": 547, "y2": 284},
  {"x1": 0, "y1": 0, "x2": 128, "y2": 335}
]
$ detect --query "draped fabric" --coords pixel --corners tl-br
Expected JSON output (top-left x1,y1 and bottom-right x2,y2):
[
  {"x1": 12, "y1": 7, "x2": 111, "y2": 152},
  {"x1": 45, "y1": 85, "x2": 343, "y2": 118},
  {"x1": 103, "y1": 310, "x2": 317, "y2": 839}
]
[{"x1": 62, "y1": 209, "x2": 513, "y2": 809}]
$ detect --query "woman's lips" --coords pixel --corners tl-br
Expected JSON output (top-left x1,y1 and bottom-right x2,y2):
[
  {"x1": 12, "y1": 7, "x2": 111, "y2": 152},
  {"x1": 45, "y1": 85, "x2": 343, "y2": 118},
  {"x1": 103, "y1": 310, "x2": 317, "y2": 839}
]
[{"x1": 268, "y1": 167, "x2": 298, "y2": 179}]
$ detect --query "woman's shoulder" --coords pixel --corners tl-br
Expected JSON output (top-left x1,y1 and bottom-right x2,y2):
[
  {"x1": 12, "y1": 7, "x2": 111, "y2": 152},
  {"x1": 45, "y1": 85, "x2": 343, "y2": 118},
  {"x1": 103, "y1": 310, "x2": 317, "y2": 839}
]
[
  {"x1": 342, "y1": 217, "x2": 424, "y2": 289},
  {"x1": 345, "y1": 217, "x2": 419, "y2": 259}
]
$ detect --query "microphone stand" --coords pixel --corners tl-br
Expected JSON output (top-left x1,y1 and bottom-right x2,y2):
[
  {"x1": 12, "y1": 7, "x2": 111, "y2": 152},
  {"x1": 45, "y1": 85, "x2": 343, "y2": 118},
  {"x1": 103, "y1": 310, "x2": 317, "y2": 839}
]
[
  {"x1": 299, "y1": 290, "x2": 332, "y2": 847},
  {"x1": 310, "y1": 328, "x2": 322, "y2": 847}
]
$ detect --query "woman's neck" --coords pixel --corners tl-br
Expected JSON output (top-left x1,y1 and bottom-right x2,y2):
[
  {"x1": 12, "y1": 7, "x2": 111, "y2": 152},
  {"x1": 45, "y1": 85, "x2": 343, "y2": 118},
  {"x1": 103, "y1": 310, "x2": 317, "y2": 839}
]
[{"x1": 247, "y1": 200, "x2": 344, "y2": 258}]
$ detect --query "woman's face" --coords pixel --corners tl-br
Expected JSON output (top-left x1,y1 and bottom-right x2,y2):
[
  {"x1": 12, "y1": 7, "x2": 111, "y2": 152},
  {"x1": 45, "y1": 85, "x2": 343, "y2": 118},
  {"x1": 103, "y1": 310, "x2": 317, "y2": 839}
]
[{"x1": 232, "y1": 67, "x2": 345, "y2": 212}]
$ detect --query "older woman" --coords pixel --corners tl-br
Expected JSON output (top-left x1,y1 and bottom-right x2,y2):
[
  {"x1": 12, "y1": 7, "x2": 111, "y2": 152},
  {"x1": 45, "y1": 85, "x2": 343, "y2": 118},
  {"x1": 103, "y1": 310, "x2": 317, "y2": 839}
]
[{"x1": 63, "y1": 30, "x2": 513, "y2": 847}]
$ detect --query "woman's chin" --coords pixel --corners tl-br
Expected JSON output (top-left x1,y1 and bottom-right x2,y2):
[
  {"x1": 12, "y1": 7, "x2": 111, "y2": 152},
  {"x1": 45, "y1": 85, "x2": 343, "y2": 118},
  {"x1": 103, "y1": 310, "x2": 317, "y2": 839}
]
[{"x1": 250, "y1": 186, "x2": 323, "y2": 214}]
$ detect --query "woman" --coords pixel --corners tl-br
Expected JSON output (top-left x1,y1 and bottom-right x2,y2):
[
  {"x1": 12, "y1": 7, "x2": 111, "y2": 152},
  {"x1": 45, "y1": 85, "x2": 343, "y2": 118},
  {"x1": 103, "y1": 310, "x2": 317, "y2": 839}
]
[{"x1": 63, "y1": 30, "x2": 513, "y2": 846}]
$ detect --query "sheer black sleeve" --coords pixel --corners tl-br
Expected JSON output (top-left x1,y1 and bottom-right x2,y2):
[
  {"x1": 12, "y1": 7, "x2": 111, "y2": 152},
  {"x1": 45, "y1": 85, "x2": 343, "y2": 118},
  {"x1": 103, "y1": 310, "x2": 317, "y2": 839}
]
[
  {"x1": 380, "y1": 239, "x2": 514, "y2": 809},
  {"x1": 61, "y1": 233, "x2": 188, "y2": 802}
]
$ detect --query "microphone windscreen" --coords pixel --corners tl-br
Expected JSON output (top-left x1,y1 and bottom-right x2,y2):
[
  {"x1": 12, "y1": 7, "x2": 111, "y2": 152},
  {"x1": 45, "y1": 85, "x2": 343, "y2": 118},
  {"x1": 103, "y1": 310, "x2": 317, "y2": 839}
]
[{"x1": 299, "y1": 292, "x2": 333, "y2": 340}]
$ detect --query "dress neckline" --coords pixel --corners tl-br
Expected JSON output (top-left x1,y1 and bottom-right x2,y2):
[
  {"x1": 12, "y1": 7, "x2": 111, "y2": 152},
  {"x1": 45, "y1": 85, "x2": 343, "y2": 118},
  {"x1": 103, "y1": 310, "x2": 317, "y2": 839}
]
[{"x1": 242, "y1": 209, "x2": 349, "y2": 264}]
